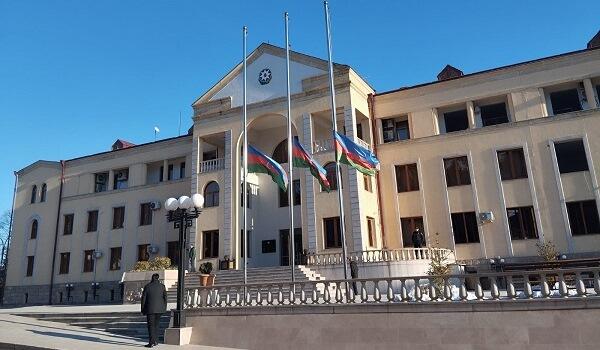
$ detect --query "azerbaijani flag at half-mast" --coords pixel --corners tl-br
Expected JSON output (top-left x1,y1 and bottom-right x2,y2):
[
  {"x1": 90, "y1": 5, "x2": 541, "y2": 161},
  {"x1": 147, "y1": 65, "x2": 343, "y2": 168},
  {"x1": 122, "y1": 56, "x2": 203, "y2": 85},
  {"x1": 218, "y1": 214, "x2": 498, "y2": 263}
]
[
  {"x1": 333, "y1": 131, "x2": 380, "y2": 176},
  {"x1": 292, "y1": 137, "x2": 331, "y2": 192},
  {"x1": 247, "y1": 144, "x2": 289, "y2": 191}
]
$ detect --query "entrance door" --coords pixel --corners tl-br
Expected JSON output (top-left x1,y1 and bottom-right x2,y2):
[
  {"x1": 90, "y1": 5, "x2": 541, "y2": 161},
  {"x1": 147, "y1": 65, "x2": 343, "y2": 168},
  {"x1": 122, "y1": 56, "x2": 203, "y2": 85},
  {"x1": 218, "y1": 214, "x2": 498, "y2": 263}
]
[{"x1": 280, "y1": 228, "x2": 302, "y2": 266}]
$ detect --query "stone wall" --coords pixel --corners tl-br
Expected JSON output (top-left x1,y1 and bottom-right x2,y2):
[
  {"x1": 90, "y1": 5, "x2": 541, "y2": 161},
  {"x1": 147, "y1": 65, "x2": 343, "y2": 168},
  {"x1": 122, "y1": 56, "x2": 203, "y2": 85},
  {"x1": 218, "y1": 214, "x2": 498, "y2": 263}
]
[{"x1": 3, "y1": 281, "x2": 122, "y2": 306}]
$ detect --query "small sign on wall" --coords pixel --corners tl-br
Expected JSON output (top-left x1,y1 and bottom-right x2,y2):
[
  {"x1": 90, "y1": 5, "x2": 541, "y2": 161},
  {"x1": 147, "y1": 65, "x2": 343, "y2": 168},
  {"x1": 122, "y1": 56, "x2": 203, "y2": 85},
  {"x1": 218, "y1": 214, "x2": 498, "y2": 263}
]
[{"x1": 262, "y1": 240, "x2": 276, "y2": 254}]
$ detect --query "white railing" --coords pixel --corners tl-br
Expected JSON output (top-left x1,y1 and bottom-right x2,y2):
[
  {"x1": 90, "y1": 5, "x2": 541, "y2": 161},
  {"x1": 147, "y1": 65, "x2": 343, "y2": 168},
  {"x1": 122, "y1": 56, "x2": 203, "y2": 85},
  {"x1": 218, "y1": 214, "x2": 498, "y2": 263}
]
[
  {"x1": 199, "y1": 158, "x2": 225, "y2": 173},
  {"x1": 306, "y1": 248, "x2": 453, "y2": 266},
  {"x1": 184, "y1": 267, "x2": 600, "y2": 308},
  {"x1": 313, "y1": 138, "x2": 371, "y2": 154}
]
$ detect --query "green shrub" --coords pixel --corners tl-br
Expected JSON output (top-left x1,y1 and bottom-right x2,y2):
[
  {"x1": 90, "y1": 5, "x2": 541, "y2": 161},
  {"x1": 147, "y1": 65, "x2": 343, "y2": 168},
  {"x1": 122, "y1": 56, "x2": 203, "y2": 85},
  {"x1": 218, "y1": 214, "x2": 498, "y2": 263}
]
[
  {"x1": 199, "y1": 262, "x2": 213, "y2": 275},
  {"x1": 150, "y1": 256, "x2": 172, "y2": 270},
  {"x1": 132, "y1": 261, "x2": 151, "y2": 272}
]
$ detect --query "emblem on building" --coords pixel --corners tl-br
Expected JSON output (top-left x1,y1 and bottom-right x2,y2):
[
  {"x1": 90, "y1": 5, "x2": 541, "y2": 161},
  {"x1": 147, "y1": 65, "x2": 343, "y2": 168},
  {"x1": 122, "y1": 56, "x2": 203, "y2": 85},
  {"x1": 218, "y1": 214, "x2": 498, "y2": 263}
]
[{"x1": 258, "y1": 68, "x2": 272, "y2": 85}]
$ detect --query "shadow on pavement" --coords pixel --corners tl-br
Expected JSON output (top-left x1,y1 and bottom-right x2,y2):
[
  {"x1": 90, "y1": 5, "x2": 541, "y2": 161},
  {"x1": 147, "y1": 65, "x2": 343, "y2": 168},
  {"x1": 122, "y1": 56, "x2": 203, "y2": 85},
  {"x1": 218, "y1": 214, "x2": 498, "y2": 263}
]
[{"x1": 29, "y1": 329, "x2": 143, "y2": 347}]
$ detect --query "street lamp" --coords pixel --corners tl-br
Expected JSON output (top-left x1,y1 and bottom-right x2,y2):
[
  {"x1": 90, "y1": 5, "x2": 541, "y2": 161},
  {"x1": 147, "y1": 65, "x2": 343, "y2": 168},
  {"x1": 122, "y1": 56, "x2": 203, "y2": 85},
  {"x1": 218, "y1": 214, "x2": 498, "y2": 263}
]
[{"x1": 165, "y1": 193, "x2": 203, "y2": 328}]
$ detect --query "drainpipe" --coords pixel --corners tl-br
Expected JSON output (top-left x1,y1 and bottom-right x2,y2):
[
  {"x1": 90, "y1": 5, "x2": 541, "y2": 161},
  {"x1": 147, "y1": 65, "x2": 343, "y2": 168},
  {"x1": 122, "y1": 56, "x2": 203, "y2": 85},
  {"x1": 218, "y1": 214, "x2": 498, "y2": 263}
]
[
  {"x1": 48, "y1": 161, "x2": 65, "y2": 305},
  {"x1": 368, "y1": 93, "x2": 387, "y2": 248},
  {"x1": 1, "y1": 172, "x2": 18, "y2": 305}
]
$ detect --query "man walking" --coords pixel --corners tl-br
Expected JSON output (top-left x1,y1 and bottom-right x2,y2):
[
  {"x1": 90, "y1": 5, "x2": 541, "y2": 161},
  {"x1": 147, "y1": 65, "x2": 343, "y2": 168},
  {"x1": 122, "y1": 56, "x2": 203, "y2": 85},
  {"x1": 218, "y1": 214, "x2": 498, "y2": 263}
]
[
  {"x1": 141, "y1": 273, "x2": 167, "y2": 348},
  {"x1": 412, "y1": 227, "x2": 425, "y2": 258}
]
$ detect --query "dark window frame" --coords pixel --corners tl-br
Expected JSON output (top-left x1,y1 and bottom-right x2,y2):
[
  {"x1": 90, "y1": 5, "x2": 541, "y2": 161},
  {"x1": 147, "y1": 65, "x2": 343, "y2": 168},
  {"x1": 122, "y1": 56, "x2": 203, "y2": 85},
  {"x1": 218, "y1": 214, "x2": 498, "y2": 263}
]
[
  {"x1": 139, "y1": 203, "x2": 153, "y2": 226},
  {"x1": 94, "y1": 172, "x2": 109, "y2": 193},
  {"x1": 87, "y1": 210, "x2": 98, "y2": 232},
  {"x1": 549, "y1": 88, "x2": 582, "y2": 115},
  {"x1": 480, "y1": 102, "x2": 509, "y2": 127},
  {"x1": 59, "y1": 252, "x2": 70, "y2": 274},
  {"x1": 40, "y1": 183, "x2": 47, "y2": 202},
  {"x1": 179, "y1": 162, "x2": 186, "y2": 179},
  {"x1": 204, "y1": 181, "x2": 220, "y2": 208},
  {"x1": 395, "y1": 163, "x2": 419, "y2": 193},
  {"x1": 279, "y1": 179, "x2": 301, "y2": 207},
  {"x1": 109, "y1": 247, "x2": 122, "y2": 271},
  {"x1": 137, "y1": 244, "x2": 150, "y2": 262},
  {"x1": 507, "y1": 206, "x2": 538, "y2": 240},
  {"x1": 451, "y1": 212, "x2": 480, "y2": 244},
  {"x1": 324, "y1": 162, "x2": 341, "y2": 191},
  {"x1": 63, "y1": 214, "x2": 74, "y2": 235},
  {"x1": 382, "y1": 117, "x2": 410, "y2": 143},
  {"x1": 363, "y1": 173, "x2": 373, "y2": 192},
  {"x1": 112, "y1": 206, "x2": 125, "y2": 229},
  {"x1": 202, "y1": 230, "x2": 219, "y2": 258},
  {"x1": 555, "y1": 140, "x2": 589, "y2": 174},
  {"x1": 400, "y1": 216, "x2": 425, "y2": 248},
  {"x1": 30, "y1": 220, "x2": 38, "y2": 239},
  {"x1": 567, "y1": 200, "x2": 600, "y2": 236},
  {"x1": 444, "y1": 156, "x2": 471, "y2": 187},
  {"x1": 83, "y1": 250, "x2": 95, "y2": 273},
  {"x1": 167, "y1": 241, "x2": 179, "y2": 266},
  {"x1": 26, "y1": 256, "x2": 34, "y2": 276},
  {"x1": 367, "y1": 216, "x2": 376, "y2": 247},
  {"x1": 443, "y1": 109, "x2": 469, "y2": 133},
  {"x1": 113, "y1": 168, "x2": 129, "y2": 190},
  {"x1": 324, "y1": 216, "x2": 342, "y2": 249},
  {"x1": 30, "y1": 185, "x2": 37, "y2": 204},
  {"x1": 497, "y1": 148, "x2": 528, "y2": 181}
]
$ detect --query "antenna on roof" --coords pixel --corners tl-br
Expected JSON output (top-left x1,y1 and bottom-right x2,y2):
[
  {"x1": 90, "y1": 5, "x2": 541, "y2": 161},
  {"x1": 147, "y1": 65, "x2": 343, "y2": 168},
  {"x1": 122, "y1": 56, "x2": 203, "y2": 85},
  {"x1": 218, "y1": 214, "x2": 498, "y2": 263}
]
[
  {"x1": 154, "y1": 126, "x2": 160, "y2": 141},
  {"x1": 178, "y1": 111, "x2": 182, "y2": 136}
]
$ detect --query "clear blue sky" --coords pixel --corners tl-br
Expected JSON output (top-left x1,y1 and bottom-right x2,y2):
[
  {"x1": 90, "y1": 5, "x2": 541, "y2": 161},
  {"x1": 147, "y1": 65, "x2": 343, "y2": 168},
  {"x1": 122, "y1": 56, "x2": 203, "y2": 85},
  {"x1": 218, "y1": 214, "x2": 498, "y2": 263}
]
[{"x1": 1, "y1": 0, "x2": 599, "y2": 214}]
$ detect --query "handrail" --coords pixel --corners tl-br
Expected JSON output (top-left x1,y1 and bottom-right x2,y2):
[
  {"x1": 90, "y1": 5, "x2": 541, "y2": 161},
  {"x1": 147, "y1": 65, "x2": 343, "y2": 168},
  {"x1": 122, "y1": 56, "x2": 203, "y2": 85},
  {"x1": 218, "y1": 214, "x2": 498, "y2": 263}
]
[
  {"x1": 306, "y1": 248, "x2": 454, "y2": 265},
  {"x1": 199, "y1": 158, "x2": 225, "y2": 173}
]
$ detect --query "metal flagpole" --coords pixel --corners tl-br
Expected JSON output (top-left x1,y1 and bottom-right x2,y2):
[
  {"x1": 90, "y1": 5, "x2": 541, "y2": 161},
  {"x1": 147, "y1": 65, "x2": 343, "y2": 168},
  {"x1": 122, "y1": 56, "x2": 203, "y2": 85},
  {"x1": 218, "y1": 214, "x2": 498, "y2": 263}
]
[
  {"x1": 284, "y1": 12, "x2": 296, "y2": 284},
  {"x1": 242, "y1": 26, "x2": 249, "y2": 294},
  {"x1": 323, "y1": 1, "x2": 349, "y2": 280}
]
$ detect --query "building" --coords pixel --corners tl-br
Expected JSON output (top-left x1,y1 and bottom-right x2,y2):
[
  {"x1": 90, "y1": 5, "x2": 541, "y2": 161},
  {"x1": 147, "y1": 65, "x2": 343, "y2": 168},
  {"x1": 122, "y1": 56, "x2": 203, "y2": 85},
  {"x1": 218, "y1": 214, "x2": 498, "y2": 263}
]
[{"x1": 4, "y1": 33, "x2": 600, "y2": 305}]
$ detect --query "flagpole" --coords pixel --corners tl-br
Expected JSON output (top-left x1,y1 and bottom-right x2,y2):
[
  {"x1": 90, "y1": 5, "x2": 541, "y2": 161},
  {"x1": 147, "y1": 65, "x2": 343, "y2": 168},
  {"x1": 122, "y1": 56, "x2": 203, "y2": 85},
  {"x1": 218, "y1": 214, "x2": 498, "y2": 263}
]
[
  {"x1": 284, "y1": 12, "x2": 296, "y2": 284},
  {"x1": 324, "y1": 1, "x2": 349, "y2": 281},
  {"x1": 242, "y1": 26, "x2": 249, "y2": 295}
]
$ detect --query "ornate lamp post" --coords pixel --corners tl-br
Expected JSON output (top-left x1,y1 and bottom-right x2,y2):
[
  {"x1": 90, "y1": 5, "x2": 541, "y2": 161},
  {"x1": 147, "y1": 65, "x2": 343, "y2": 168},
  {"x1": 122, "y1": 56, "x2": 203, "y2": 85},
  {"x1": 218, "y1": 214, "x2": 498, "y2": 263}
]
[{"x1": 164, "y1": 194, "x2": 203, "y2": 328}]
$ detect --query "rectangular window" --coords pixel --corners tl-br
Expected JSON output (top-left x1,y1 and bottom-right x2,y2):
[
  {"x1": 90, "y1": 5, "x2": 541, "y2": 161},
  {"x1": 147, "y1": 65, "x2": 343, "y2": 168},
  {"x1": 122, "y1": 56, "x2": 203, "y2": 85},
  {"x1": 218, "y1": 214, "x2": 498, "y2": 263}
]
[
  {"x1": 167, "y1": 241, "x2": 179, "y2": 266},
  {"x1": 240, "y1": 184, "x2": 252, "y2": 208},
  {"x1": 443, "y1": 109, "x2": 469, "y2": 133},
  {"x1": 507, "y1": 206, "x2": 538, "y2": 240},
  {"x1": 94, "y1": 172, "x2": 109, "y2": 193},
  {"x1": 138, "y1": 244, "x2": 150, "y2": 262},
  {"x1": 363, "y1": 173, "x2": 372, "y2": 192},
  {"x1": 167, "y1": 164, "x2": 174, "y2": 181},
  {"x1": 444, "y1": 156, "x2": 471, "y2": 187},
  {"x1": 395, "y1": 163, "x2": 419, "y2": 192},
  {"x1": 324, "y1": 216, "x2": 342, "y2": 249},
  {"x1": 87, "y1": 210, "x2": 98, "y2": 232},
  {"x1": 555, "y1": 139, "x2": 588, "y2": 174},
  {"x1": 112, "y1": 206, "x2": 125, "y2": 229},
  {"x1": 240, "y1": 230, "x2": 252, "y2": 258},
  {"x1": 139, "y1": 203, "x2": 152, "y2": 226},
  {"x1": 262, "y1": 239, "x2": 276, "y2": 253},
  {"x1": 279, "y1": 180, "x2": 301, "y2": 207},
  {"x1": 400, "y1": 217, "x2": 424, "y2": 248},
  {"x1": 202, "y1": 230, "x2": 219, "y2": 258},
  {"x1": 550, "y1": 89, "x2": 582, "y2": 115},
  {"x1": 26, "y1": 256, "x2": 34, "y2": 277},
  {"x1": 159, "y1": 166, "x2": 164, "y2": 182},
  {"x1": 113, "y1": 168, "x2": 129, "y2": 190},
  {"x1": 480, "y1": 102, "x2": 509, "y2": 126},
  {"x1": 203, "y1": 150, "x2": 218, "y2": 161},
  {"x1": 109, "y1": 247, "x2": 122, "y2": 271},
  {"x1": 83, "y1": 250, "x2": 95, "y2": 273},
  {"x1": 356, "y1": 123, "x2": 363, "y2": 140},
  {"x1": 451, "y1": 212, "x2": 479, "y2": 244},
  {"x1": 567, "y1": 200, "x2": 600, "y2": 236},
  {"x1": 382, "y1": 118, "x2": 409, "y2": 143},
  {"x1": 367, "y1": 217, "x2": 376, "y2": 247},
  {"x1": 179, "y1": 162, "x2": 186, "y2": 179},
  {"x1": 63, "y1": 214, "x2": 74, "y2": 235},
  {"x1": 497, "y1": 148, "x2": 528, "y2": 180},
  {"x1": 59, "y1": 252, "x2": 70, "y2": 274}
]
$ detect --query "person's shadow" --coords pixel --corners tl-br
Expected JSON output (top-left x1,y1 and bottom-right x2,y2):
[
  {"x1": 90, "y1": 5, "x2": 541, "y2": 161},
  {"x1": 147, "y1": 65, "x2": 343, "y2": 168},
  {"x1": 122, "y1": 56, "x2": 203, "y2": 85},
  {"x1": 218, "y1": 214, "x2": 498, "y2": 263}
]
[{"x1": 29, "y1": 329, "x2": 144, "y2": 347}]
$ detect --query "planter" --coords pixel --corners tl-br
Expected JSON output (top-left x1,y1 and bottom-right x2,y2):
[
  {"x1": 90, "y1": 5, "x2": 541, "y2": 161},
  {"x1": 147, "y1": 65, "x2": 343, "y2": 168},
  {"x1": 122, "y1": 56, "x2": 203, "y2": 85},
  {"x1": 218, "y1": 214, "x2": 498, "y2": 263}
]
[
  {"x1": 121, "y1": 269, "x2": 179, "y2": 304},
  {"x1": 199, "y1": 274, "x2": 216, "y2": 287}
]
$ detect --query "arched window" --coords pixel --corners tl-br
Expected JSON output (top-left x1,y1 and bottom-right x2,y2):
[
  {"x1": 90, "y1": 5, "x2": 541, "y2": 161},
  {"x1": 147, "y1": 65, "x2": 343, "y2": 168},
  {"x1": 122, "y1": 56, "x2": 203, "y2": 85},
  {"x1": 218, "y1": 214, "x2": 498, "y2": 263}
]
[
  {"x1": 324, "y1": 162, "x2": 341, "y2": 191},
  {"x1": 204, "y1": 181, "x2": 220, "y2": 207},
  {"x1": 272, "y1": 140, "x2": 288, "y2": 164},
  {"x1": 30, "y1": 220, "x2": 38, "y2": 239},
  {"x1": 30, "y1": 185, "x2": 37, "y2": 204},
  {"x1": 40, "y1": 184, "x2": 47, "y2": 202}
]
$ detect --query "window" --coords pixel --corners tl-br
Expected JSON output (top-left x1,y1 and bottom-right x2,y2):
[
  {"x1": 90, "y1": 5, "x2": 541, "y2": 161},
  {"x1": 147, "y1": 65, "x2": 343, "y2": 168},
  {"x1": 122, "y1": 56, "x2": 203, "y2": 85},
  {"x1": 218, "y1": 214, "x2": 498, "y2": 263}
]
[
  {"x1": 59, "y1": 252, "x2": 70, "y2": 274},
  {"x1": 203, "y1": 150, "x2": 218, "y2": 161},
  {"x1": 444, "y1": 156, "x2": 471, "y2": 187},
  {"x1": 87, "y1": 210, "x2": 98, "y2": 232},
  {"x1": 63, "y1": 214, "x2": 74, "y2": 235},
  {"x1": 451, "y1": 212, "x2": 479, "y2": 244},
  {"x1": 279, "y1": 180, "x2": 301, "y2": 207},
  {"x1": 159, "y1": 166, "x2": 164, "y2": 182},
  {"x1": 480, "y1": 102, "x2": 509, "y2": 126},
  {"x1": 395, "y1": 163, "x2": 419, "y2": 192},
  {"x1": 507, "y1": 206, "x2": 538, "y2": 240},
  {"x1": 139, "y1": 203, "x2": 152, "y2": 226},
  {"x1": 400, "y1": 217, "x2": 424, "y2": 248},
  {"x1": 40, "y1": 183, "x2": 47, "y2": 202},
  {"x1": 83, "y1": 250, "x2": 95, "y2": 272},
  {"x1": 240, "y1": 183, "x2": 252, "y2": 208},
  {"x1": 550, "y1": 89, "x2": 582, "y2": 115},
  {"x1": 324, "y1": 216, "x2": 342, "y2": 249},
  {"x1": 382, "y1": 118, "x2": 409, "y2": 143},
  {"x1": 240, "y1": 230, "x2": 252, "y2": 258},
  {"x1": 262, "y1": 240, "x2": 276, "y2": 253},
  {"x1": 94, "y1": 172, "x2": 109, "y2": 193},
  {"x1": 324, "y1": 162, "x2": 341, "y2": 191},
  {"x1": 356, "y1": 123, "x2": 363, "y2": 140},
  {"x1": 443, "y1": 109, "x2": 469, "y2": 133},
  {"x1": 26, "y1": 256, "x2": 34, "y2": 276},
  {"x1": 363, "y1": 173, "x2": 372, "y2": 192},
  {"x1": 567, "y1": 200, "x2": 600, "y2": 236},
  {"x1": 167, "y1": 241, "x2": 179, "y2": 266},
  {"x1": 112, "y1": 207, "x2": 125, "y2": 229},
  {"x1": 109, "y1": 247, "x2": 122, "y2": 271},
  {"x1": 272, "y1": 140, "x2": 288, "y2": 164},
  {"x1": 138, "y1": 244, "x2": 150, "y2": 262},
  {"x1": 202, "y1": 230, "x2": 219, "y2": 258},
  {"x1": 30, "y1": 185, "x2": 37, "y2": 204},
  {"x1": 555, "y1": 140, "x2": 588, "y2": 173},
  {"x1": 204, "y1": 181, "x2": 220, "y2": 207},
  {"x1": 167, "y1": 164, "x2": 174, "y2": 181},
  {"x1": 367, "y1": 217, "x2": 376, "y2": 247},
  {"x1": 497, "y1": 148, "x2": 527, "y2": 180},
  {"x1": 30, "y1": 220, "x2": 38, "y2": 239},
  {"x1": 179, "y1": 162, "x2": 186, "y2": 178},
  {"x1": 113, "y1": 169, "x2": 129, "y2": 190}
]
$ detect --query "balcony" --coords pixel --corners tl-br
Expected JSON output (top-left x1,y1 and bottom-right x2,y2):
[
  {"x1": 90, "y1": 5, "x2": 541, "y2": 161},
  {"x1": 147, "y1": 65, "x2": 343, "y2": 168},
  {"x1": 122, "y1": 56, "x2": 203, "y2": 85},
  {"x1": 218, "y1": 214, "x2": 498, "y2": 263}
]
[
  {"x1": 199, "y1": 158, "x2": 225, "y2": 173},
  {"x1": 313, "y1": 138, "x2": 371, "y2": 154}
]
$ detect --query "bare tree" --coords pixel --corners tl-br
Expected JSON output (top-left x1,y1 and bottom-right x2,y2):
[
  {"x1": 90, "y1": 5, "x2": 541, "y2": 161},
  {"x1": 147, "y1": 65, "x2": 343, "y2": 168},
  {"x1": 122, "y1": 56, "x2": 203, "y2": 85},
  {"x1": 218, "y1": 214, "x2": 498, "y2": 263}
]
[{"x1": 0, "y1": 210, "x2": 11, "y2": 265}]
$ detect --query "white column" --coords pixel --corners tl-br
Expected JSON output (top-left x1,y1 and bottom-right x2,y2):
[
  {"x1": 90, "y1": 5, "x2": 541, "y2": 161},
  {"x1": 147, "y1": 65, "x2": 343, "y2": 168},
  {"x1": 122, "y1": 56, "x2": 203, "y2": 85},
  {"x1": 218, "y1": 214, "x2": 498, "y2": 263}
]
[
  {"x1": 302, "y1": 113, "x2": 318, "y2": 253},
  {"x1": 343, "y1": 106, "x2": 365, "y2": 252},
  {"x1": 190, "y1": 136, "x2": 201, "y2": 248},
  {"x1": 162, "y1": 160, "x2": 169, "y2": 182},
  {"x1": 466, "y1": 101, "x2": 476, "y2": 129},
  {"x1": 583, "y1": 78, "x2": 598, "y2": 109},
  {"x1": 222, "y1": 130, "x2": 233, "y2": 260},
  {"x1": 108, "y1": 169, "x2": 115, "y2": 191}
]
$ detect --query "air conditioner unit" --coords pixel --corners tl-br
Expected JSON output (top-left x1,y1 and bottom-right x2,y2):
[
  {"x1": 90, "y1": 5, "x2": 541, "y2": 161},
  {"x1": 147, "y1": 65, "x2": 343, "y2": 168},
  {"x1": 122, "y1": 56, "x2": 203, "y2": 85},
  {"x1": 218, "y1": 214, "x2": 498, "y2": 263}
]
[
  {"x1": 150, "y1": 201, "x2": 161, "y2": 210},
  {"x1": 96, "y1": 173, "x2": 107, "y2": 183},
  {"x1": 147, "y1": 245, "x2": 159, "y2": 254},
  {"x1": 116, "y1": 171, "x2": 128, "y2": 181},
  {"x1": 479, "y1": 212, "x2": 494, "y2": 224},
  {"x1": 94, "y1": 251, "x2": 103, "y2": 259}
]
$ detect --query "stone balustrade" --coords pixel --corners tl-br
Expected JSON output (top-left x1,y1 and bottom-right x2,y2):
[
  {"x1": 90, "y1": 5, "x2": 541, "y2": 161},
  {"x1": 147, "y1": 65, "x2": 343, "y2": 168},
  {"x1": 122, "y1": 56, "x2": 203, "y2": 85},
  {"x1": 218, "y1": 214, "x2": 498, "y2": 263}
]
[
  {"x1": 199, "y1": 158, "x2": 225, "y2": 173},
  {"x1": 184, "y1": 267, "x2": 600, "y2": 309},
  {"x1": 306, "y1": 248, "x2": 453, "y2": 266}
]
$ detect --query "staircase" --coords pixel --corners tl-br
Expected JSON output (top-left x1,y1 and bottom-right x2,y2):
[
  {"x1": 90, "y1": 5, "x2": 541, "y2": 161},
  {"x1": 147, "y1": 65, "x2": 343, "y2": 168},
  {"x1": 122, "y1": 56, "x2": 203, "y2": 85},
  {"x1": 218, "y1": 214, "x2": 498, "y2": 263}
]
[
  {"x1": 167, "y1": 265, "x2": 324, "y2": 302},
  {"x1": 21, "y1": 312, "x2": 171, "y2": 342}
]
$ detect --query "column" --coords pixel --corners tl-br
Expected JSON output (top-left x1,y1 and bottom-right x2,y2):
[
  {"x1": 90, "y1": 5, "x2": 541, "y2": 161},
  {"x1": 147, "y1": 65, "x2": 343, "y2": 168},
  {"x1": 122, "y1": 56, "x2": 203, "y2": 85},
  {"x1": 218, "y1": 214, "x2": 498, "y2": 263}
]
[
  {"x1": 466, "y1": 101, "x2": 476, "y2": 129},
  {"x1": 222, "y1": 130, "x2": 233, "y2": 260},
  {"x1": 162, "y1": 160, "x2": 169, "y2": 182},
  {"x1": 583, "y1": 78, "x2": 598, "y2": 109},
  {"x1": 343, "y1": 106, "x2": 365, "y2": 252},
  {"x1": 190, "y1": 136, "x2": 202, "y2": 248},
  {"x1": 302, "y1": 113, "x2": 318, "y2": 253},
  {"x1": 108, "y1": 169, "x2": 115, "y2": 191}
]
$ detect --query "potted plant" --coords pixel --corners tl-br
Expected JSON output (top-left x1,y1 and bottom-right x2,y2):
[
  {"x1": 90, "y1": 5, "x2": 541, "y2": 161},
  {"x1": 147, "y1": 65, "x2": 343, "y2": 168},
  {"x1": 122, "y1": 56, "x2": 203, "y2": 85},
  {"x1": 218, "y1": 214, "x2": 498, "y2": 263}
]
[{"x1": 199, "y1": 262, "x2": 215, "y2": 286}]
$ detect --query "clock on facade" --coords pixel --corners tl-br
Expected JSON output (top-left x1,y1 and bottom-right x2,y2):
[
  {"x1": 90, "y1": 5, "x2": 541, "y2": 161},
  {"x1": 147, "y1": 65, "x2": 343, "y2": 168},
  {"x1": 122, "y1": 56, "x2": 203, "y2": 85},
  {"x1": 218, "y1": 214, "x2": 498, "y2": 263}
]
[{"x1": 258, "y1": 68, "x2": 272, "y2": 85}]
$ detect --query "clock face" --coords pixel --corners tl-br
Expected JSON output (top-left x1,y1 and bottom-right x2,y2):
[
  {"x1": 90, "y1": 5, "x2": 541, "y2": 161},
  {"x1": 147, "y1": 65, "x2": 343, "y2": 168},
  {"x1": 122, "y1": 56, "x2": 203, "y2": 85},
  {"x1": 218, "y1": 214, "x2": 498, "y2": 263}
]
[{"x1": 258, "y1": 68, "x2": 272, "y2": 85}]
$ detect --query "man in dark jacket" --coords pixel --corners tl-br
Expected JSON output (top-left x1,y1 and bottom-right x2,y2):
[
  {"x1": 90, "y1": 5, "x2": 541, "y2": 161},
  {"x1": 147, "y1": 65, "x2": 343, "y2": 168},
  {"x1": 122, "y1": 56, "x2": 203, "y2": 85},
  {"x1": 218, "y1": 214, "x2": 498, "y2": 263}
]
[
  {"x1": 411, "y1": 227, "x2": 425, "y2": 248},
  {"x1": 141, "y1": 273, "x2": 167, "y2": 348}
]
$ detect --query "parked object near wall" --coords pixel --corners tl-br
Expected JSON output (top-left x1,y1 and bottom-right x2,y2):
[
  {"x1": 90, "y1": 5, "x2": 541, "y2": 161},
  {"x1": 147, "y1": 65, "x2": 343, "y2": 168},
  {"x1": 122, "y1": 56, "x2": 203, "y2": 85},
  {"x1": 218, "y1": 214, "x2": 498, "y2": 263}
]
[{"x1": 198, "y1": 262, "x2": 215, "y2": 287}]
